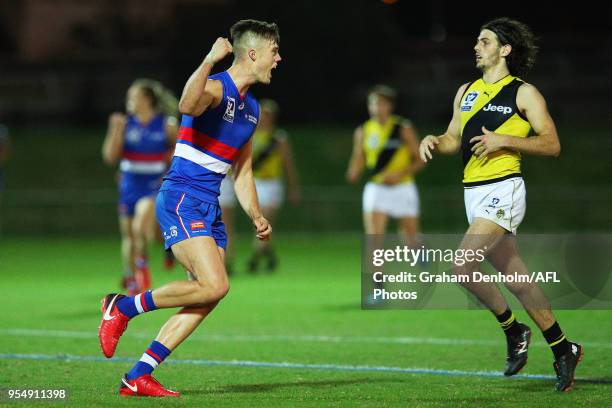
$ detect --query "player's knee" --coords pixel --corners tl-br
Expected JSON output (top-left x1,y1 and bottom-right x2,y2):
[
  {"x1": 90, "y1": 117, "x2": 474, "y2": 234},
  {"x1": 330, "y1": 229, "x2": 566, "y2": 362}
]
[
  {"x1": 121, "y1": 233, "x2": 134, "y2": 247},
  {"x1": 210, "y1": 281, "x2": 230, "y2": 301},
  {"x1": 195, "y1": 280, "x2": 229, "y2": 303},
  {"x1": 132, "y1": 219, "x2": 146, "y2": 239}
]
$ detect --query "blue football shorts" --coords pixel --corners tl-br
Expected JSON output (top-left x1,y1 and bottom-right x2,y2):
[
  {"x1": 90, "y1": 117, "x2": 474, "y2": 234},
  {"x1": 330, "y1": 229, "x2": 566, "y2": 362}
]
[{"x1": 156, "y1": 189, "x2": 227, "y2": 250}]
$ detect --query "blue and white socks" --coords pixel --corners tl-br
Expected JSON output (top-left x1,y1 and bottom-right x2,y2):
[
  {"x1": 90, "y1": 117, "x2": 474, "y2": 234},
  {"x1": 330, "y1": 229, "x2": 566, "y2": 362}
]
[{"x1": 126, "y1": 340, "x2": 172, "y2": 380}]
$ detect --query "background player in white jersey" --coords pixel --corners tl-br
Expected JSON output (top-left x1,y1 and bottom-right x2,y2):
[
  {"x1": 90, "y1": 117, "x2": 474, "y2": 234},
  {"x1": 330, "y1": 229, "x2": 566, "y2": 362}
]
[
  {"x1": 102, "y1": 79, "x2": 178, "y2": 294},
  {"x1": 247, "y1": 99, "x2": 300, "y2": 273}
]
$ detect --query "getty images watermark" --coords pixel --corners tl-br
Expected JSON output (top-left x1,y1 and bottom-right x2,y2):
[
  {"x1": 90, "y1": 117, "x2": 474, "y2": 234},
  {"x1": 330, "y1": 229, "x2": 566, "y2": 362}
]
[{"x1": 361, "y1": 234, "x2": 612, "y2": 309}]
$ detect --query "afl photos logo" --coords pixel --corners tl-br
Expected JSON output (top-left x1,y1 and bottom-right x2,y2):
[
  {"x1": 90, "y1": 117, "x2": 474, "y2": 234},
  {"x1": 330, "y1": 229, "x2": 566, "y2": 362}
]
[{"x1": 223, "y1": 97, "x2": 236, "y2": 123}]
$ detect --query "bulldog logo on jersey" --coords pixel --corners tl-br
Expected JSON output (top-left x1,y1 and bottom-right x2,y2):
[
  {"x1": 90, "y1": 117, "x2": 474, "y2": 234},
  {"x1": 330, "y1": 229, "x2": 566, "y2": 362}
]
[
  {"x1": 461, "y1": 91, "x2": 479, "y2": 112},
  {"x1": 223, "y1": 97, "x2": 236, "y2": 123}
]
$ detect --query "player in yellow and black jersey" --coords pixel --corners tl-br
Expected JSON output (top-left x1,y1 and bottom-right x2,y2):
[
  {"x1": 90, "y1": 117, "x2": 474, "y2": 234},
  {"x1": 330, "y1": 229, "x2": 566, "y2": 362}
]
[
  {"x1": 419, "y1": 18, "x2": 582, "y2": 391},
  {"x1": 347, "y1": 85, "x2": 425, "y2": 301},
  {"x1": 247, "y1": 99, "x2": 300, "y2": 273},
  {"x1": 347, "y1": 85, "x2": 424, "y2": 237}
]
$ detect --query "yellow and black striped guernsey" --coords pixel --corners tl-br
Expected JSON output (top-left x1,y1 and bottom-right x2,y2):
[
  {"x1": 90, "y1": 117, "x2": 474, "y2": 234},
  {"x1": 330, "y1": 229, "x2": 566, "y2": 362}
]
[
  {"x1": 252, "y1": 129, "x2": 285, "y2": 179},
  {"x1": 460, "y1": 75, "x2": 531, "y2": 186},
  {"x1": 362, "y1": 115, "x2": 413, "y2": 184}
]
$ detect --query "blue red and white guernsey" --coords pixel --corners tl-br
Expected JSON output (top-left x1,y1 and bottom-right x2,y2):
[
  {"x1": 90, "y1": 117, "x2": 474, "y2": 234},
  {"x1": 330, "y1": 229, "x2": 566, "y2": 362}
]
[
  {"x1": 118, "y1": 113, "x2": 170, "y2": 217},
  {"x1": 161, "y1": 71, "x2": 259, "y2": 203},
  {"x1": 157, "y1": 70, "x2": 259, "y2": 249}
]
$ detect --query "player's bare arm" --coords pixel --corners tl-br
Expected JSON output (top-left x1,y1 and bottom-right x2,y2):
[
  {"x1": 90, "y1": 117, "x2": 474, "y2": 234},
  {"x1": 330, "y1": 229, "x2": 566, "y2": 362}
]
[
  {"x1": 233, "y1": 138, "x2": 272, "y2": 241},
  {"x1": 346, "y1": 126, "x2": 365, "y2": 183},
  {"x1": 102, "y1": 112, "x2": 126, "y2": 165},
  {"x1": 165, "y1": 116, "x2": 179, "y2": 144},
  {"x1": 470, "y1": 83, "x2": 561, "y2": 159},
  {"x1": 381, "y1": 123, "x2": 425, "y2": 184},
  {"x1": 178, "y1": 38, "x2": 232, "y2": 116},
  {"x1": 419, "y1": 83, "x2": 469, "y2": 162},
  {"x1": 164, "y1": 116, "x2": 179, "y2": 158},
  {"x1": 279, "y1": 137, "x2": 301, "y2": 204}
]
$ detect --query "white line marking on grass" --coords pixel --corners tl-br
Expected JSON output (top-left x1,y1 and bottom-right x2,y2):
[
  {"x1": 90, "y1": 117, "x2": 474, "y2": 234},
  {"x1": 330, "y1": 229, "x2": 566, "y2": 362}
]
[
  {"x1": 0, "y1": 352, "x2": 560, "y2": 381},
  {"x1": 2, "y1": 328, "x2": 612, "y2": 349}
]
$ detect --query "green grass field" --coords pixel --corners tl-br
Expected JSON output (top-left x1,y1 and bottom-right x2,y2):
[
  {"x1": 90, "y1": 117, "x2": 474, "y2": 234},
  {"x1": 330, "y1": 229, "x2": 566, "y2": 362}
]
[{"x1": 1, "y1": 235, "x2": 611, "y2": 407}]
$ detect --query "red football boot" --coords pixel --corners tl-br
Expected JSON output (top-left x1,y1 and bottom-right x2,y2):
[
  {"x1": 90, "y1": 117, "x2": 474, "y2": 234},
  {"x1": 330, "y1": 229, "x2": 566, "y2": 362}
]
[
  {"x1": 119, "y1": 374, "x2": 180, "y2": 397},
  {"x1": 98, "y1": 293, "x2": 130, "y2": 358}
]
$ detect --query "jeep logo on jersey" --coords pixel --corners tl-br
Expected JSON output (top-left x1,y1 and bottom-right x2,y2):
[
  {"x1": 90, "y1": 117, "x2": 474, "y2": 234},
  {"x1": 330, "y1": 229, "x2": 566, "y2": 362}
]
[
  {"x1": 223, "y1": 97, "x2": 236, "y2": 123},
  {"x1": 461, "y1": 91, "x2": 479, "y2": 112},
  {"x1": 483, "y1": 103, "x2": 513, "y2": 115}
]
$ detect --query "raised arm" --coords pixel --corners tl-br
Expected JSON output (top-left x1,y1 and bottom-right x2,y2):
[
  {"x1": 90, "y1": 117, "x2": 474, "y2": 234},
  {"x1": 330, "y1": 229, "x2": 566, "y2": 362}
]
[
  {"x1": 419, "y1": 83, "x2": 469, "y2": 162},
  {"x1": 469, "y1": 83, "x2": 561, "y2": 159},
  {"x1": 178, "y1": 38, "x2": 232, "y2": 116},
  {"x1": 232, "y1": 139, "x2": 272, "y2": 241},
  {"x1": 102, "y1": 112, "x2": 126, "y2": 166},
  {"x1": 346, "y1": 126, "x2": 365, "y2": 184}
]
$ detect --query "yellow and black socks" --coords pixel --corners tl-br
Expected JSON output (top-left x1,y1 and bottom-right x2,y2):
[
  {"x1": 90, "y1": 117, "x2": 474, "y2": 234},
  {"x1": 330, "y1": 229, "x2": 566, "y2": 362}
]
[
  {"x1": 495, "y1": 309, "x2": 522, "y2": 338},
  {"x1": 542, "y1": 321, "x2": 570, "y2": 359}
]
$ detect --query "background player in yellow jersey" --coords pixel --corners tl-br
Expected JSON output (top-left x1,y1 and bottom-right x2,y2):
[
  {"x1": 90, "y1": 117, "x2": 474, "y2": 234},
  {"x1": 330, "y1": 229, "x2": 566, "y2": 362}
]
[
  {"x1": 347, "y1": 85, "x2": 424, "y2": 301},
  {"x1": 419, "y1": 18, "x2": 582, "y2": 391},
  {"x1": 247, "y1": 99, "x2": 300, "y2": 273},
  {"x1": 347, "y1": 85, "x2": 424, "y2": 242}
]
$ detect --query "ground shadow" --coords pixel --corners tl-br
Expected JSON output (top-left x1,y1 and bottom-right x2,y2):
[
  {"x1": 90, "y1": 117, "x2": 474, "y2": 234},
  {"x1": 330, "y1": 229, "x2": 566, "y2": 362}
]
[{"x1": 181, "y1": 377, "x2": 407, "y2": 396}]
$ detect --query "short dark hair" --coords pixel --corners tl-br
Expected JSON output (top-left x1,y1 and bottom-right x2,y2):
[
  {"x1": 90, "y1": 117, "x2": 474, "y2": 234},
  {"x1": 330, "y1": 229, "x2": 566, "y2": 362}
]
[
  {"x1": 230, "y1": 19, "x2": 280, "y2": 46},
  {"x1": 481, "y1": 17, "x2": 538, "y2": 77},
  {"x1": 368, "y1": 84, "x2": 397, "y2": 104}
]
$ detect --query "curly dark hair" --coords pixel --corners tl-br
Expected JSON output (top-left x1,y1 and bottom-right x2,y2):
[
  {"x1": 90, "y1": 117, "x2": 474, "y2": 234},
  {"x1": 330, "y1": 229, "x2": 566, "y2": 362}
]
[{"x1": 481, "y1": 17, "x2": 538, "y2": 77}]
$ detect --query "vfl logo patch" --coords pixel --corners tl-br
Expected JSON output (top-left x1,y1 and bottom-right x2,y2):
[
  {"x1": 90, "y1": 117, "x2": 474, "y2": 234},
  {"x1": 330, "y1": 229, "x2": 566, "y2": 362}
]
[
  {"x1": 170, "y1": 226, "x2": 178, "y2": 238},
  {"x1": 461, "y1": 91, "x2": 479, "y2": 112},
  {"x1": 223, "y1": 97, "x2": 236, "y2": 123},
  {"x1": 190, "y1": 221, "x2": 206, "y2": 230},
  {"x1": 366, "y1": 133, "x2": 380, "y2": 149},
  {"x1": 487, "y1": 197, "x2": 500, "y2": 208}
]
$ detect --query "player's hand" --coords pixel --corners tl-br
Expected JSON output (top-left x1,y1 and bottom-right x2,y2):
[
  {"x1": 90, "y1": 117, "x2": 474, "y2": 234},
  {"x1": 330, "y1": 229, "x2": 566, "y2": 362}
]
[
  {"x1": 346, "y1": 168, "x2": 360, "y2": 184},
  {"x1": 419, "y1": 135, "x2": 439, "y2": 162},
  {"x1": 205, "y1": 37, "x2": 233, "y2": 65},
  {"x1": 470, "y1": 126, "x2": 508, "y2": 160},
  {"x1": 253, "y1": 216, "x2": 272, "y2": 241},
  {"x1": 109, "y1": 112, "x2": 126, "y2": 128}
]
